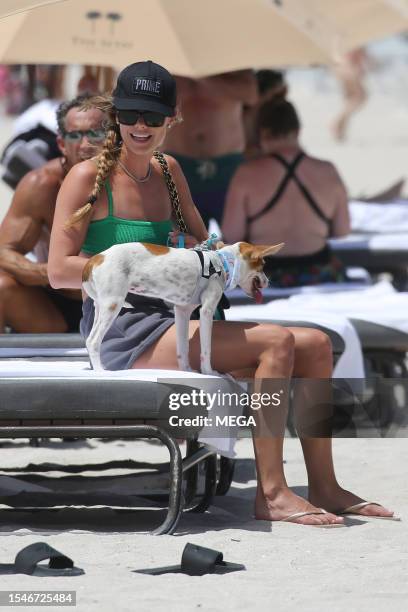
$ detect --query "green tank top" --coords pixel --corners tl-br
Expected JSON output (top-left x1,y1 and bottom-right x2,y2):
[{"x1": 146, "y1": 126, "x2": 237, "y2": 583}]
[{"x1": 81, "y1": 181, "x2": 173, "y2": 255}]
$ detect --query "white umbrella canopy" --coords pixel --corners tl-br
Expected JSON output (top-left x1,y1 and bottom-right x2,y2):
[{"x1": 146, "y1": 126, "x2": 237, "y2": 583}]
[
  {"x1": 0, "y1": 0, "x2": 65, "y2": 19},
  {"x1": 0, "y1": 0, "x2": 330, "y2": 76},
  {"x1": 384, "y1": 0, "x2": 408, "y2": 18},
  {"x1": 270, "y1": 0, "x2": 408, "y2": 55}
]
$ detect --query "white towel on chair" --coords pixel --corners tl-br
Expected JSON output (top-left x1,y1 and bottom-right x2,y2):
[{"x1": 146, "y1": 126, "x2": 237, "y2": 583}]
[
  {"x1": 226, "y1": 304, "x2": 364, "y2": 381},
  {"x1": 276, "y1": 280, "x2": 408, "y2": 333},
  {"x1": 227, "y1": 280, "x2": 408, "y2": 383},
  {"x1": 350, "y1": 201, "x2": 408, "y2": 234},
  {"x1": 330, "y1": 233, "x2": 408, "y2": 251}
]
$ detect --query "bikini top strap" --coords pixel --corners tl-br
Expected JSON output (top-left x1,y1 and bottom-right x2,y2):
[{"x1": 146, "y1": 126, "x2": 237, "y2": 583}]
[
  {"x1": 290, "y1": 171, "x2": 331, "y2": 226},
  {"x1": 272, "y1": 152, "x2": 331, "y2": 226},
  {"x1": 246, "y1": 151, "x2": 305, "y2": 225},
  {"x1": 271, "y1": 151, "x2": 305, "y2": 170},
  {"x1": 104, "y1": 180, "x2": 114, "y2": 216}
]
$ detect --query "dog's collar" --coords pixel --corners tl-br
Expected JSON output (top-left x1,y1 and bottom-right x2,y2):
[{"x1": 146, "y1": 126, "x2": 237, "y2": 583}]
[{"x1": 216, "y1": 251, "x2": 240, "y2": 290}]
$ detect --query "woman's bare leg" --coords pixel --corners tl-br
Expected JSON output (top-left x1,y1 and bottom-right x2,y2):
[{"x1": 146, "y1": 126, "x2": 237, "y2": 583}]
[
  {"x1": 133, "y1": 320, "x2": 342, "y2": 526},
  {"x1": 292, "y1": 328, "x2": 394, "y2": 518}
]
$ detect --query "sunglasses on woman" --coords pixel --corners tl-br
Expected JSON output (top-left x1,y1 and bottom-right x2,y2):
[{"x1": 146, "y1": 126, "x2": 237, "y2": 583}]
[
  {"x1": 117, "y1": 109, "x2": 166, "y2": 128},
  {"x1": 63, "y1": 128, "x2": 106, "y2": 143}
]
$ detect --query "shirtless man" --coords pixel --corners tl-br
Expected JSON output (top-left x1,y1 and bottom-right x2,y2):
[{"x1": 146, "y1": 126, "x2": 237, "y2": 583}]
[
  {"x1": 0, "y1": 95, "x2": 106, "y2": 332},
  {"x1": 164, "y1": 70, "x2": 257, "y2": 227},
  {"x1": 222, "y1": 98, "x2": 350, "y2": 285}
]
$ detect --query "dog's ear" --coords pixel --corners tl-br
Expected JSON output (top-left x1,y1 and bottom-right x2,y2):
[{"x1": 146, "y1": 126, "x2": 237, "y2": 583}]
[
  {"x1": 259, "y1": 243, "x2": 285, "y2": 258},
  {"x1": 239, "y1": 242, "x2": 284, "y2": 261},
  {"x1": 214, "y1": 240, "x2": 225, "y2": 250}
]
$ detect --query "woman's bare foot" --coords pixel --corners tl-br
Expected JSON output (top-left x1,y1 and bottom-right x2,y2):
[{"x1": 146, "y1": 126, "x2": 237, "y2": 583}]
[
  {"x1": 255, "y1": 485, "x2": 344, "y2": 526},
  {"x1": 309, "y1": 485, "x2": 395, "y2": 518}
]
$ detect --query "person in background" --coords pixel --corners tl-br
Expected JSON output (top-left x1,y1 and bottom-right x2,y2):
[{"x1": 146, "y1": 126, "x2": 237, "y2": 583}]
[
  {"x1": 0, "y1": 95, "x2": 107, "y2": 333},
  {"x1": 77, "y1": 65, "x2": 115, "y2": 96},
  {"x1": 331, "y1": 47, "x2": 369, "y2": 142},
  {"x1": 222, "y1": 98, "x2": 350, "y2": 287},
  {"x1": 163, "y1": 70, "x2": 258, "y2": 227},
  {"x1": 244, "y1": 69, "x2": 288, "y2": 160}
]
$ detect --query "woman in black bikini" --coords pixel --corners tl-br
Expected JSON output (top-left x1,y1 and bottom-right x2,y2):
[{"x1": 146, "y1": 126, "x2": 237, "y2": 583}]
[{"x1": 222, "y1": 99, "x2": 351, "y2": 287}]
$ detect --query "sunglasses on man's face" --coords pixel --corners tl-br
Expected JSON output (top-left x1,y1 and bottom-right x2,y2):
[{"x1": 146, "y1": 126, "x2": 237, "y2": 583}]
[
  {"x1": 117, "y1": 109, "x2": 166, "y2": 127},
  {"x1": 63, "y1": 128, "x2": 106, "y2": 143}
]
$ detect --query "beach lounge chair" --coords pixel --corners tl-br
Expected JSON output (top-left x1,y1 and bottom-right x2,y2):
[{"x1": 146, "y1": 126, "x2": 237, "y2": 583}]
[
  {"x1": 0, "y1": 324, "x2": 345, "y2": 533},
  {"x1": 349, "y1": 318, "x2": 408, "y2": 429},
  {"x1": 330, "y1": 233, "x2": 408, "y2": 290},
  {"x1": 0, "y1": 339, "x2": 229, "y2": 535}
]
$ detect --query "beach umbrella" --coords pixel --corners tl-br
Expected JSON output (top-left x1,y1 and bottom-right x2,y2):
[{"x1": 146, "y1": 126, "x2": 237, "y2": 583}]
[
  {"x1": 0, "y1": 0, "x2": 330, "y2": 76},
  {"x1": 384, "y1": 0, "x2": 408, "y2": 18},
  {"x1": 271, "y1": 0, "x2": 408, "y2": 55},
  {"x1": 0, "y1": 1, "x2": 65, "y2": 19}
]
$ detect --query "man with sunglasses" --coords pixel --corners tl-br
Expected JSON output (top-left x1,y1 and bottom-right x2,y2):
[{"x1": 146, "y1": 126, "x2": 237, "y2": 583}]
[{"x1": 0, "y1": 94, "x2": 106, "y2": 333}]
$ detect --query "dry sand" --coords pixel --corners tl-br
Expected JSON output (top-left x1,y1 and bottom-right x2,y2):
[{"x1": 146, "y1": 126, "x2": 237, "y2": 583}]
[{"x1": 0, "y1": 437, "x2": 407, "y2": 612}]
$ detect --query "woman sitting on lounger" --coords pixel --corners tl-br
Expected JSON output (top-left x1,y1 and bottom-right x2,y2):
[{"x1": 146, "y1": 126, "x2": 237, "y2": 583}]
[
  {"x1": 222, "y1": 99, "x2": 351, "y2": 288},
  {"x1": 48, "y1": 60, "x2": 395, "y2": 526}
]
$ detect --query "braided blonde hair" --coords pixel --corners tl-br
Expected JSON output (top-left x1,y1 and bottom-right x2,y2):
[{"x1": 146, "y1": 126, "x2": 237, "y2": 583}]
[{"x1": 65, "y1": 95, "x2": 122, "y2": 229}]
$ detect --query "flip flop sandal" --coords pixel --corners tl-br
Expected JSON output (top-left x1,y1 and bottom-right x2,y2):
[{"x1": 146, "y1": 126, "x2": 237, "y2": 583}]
[
  {"x1": 0, "y1": 542, "x2": 85, "y2": 576},
  {"x1": 281, "y1": 508, "x2": 345, "y2": 528},
  {"x1": 134, "y1": 543, "x2": 245, "y2": 576},
  {"x1": 338, "y1": 502, "x2": 401, "y2": 521}
]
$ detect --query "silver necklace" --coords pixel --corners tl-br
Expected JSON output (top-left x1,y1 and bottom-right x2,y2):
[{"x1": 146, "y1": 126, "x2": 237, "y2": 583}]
[{"x1": 118, "y1": 159, "x2": 152, "y2": 183}]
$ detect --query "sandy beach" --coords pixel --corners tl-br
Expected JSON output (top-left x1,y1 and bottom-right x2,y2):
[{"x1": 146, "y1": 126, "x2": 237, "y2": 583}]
[
  {"x1": 0, "y1": 437, "x2": 406, "y2": 612},
  {"x1": 1, "y1": 35, "x2": 408, "y2": 612}
]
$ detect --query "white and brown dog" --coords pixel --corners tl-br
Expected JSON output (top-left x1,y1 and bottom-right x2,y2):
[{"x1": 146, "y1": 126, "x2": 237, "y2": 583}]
[{"x1": 82, "y1": 241, "x2": 283, "y2": 373}]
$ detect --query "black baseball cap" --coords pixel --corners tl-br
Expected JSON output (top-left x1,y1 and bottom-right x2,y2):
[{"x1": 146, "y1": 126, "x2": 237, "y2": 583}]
[{"x1": 113, "y1": 60, "x2": 177, "y2": 117}]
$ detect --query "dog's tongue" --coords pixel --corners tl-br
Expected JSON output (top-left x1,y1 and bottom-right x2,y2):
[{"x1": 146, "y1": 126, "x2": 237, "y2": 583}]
[{"x1": 255, "y1": 288, "x2": 263, "y2": 304}]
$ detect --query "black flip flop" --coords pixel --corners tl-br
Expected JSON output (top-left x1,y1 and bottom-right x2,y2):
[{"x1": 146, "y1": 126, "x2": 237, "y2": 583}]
[
  {"x1": 0, "y1": 542, "x2": 84, "y2": 576},
  {"x1": 134, "y1": 543, "x2": 245, "y2": 576}
]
